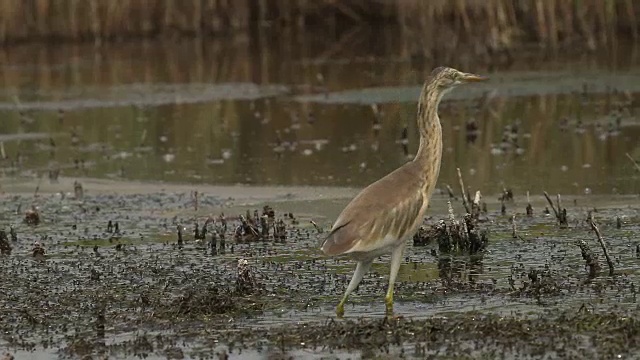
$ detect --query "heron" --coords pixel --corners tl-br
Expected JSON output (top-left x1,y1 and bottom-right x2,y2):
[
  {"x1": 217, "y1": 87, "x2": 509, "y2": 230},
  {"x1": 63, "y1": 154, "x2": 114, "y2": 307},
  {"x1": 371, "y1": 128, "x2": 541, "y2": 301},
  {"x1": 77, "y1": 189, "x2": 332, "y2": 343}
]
[{"x1": 321, "y1": 66, "x2": 488, "y2": 317}]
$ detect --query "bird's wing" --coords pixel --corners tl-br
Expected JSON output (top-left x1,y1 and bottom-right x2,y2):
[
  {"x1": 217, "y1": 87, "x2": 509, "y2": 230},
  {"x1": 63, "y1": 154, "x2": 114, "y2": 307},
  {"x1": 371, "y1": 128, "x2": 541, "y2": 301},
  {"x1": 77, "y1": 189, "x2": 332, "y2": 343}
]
[{"x1": 321, "y1": 164, "x2": 426, "y2": 256}]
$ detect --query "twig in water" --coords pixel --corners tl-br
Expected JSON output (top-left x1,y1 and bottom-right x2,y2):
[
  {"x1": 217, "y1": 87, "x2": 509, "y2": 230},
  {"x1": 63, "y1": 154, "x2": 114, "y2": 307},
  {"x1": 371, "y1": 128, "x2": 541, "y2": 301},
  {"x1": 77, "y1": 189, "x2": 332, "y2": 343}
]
[
  {"x1": 471, "y1": 191, "x2": 482, "y2": 219},
  {"x1": 242, "y1": 215, "x2": 260, "y2": 240},
  {"x1": 9, "y1": 226, "x2": 17, "y2": 242},
  {"x1": 557, "y1": 194, "x2": 568, "y2": 225},
  {"x1": 34, "y1": 176, "x2": 43, "y2": 198},
  {"x1": 526, "y1": 191, "x2": 533, "y2": 216},
  {"x1": 543, "y1": 191, "x2": 567, "y2": 227},
  {"x1": 74, "y1": 181, "x2": 83, "y2": 200},
  {"x1": 310, "y1": 220, "x2": 323, "y2": 234},
  {"x1": 456, "y1": 168, "x2": 470, "y2": 214},
  {"x1": 626, "y1": 153, "x2": 640, "y2": 172},
  {"x1": 445, "y1": 184, "x2": 456, "y2": 199},
  {"x1": 500, "y1": 187, "x2": 514, "y2": 202},
  {"x1": 0, "y1": 141, "x2": 6, "y2": 160},
  {"x1": 587, "y1": 212, "x2": 614, "y2": 276},
  {"x1": 543, "y1": 191, "x2": 559, "y2": 218},
  {"x1": 511, "y1": 214, "x2": 518, "y2": 239},
  {"x1": 556, "y1": 194, "x2": 562, "y2": 215},
  {"x1": 193, "y1": 191, "x2": 199, "y2": 212},
  {"x1": 447, "y1": 200, "x2": 457, "y2": 223},
  {"x1": 177, "y1": 225, "x2": 184, "y2": 248}
]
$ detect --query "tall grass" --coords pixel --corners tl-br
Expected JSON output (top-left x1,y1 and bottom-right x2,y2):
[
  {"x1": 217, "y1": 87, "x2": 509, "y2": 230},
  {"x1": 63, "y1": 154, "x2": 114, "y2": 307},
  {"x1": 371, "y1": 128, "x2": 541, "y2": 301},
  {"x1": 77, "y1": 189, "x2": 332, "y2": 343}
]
[
  {"x1": 0, "y1": 0, "x2": 637, "y2": 48},
  {"x1": 397, "y1": 0, "x2": 639, "y2": 58}
]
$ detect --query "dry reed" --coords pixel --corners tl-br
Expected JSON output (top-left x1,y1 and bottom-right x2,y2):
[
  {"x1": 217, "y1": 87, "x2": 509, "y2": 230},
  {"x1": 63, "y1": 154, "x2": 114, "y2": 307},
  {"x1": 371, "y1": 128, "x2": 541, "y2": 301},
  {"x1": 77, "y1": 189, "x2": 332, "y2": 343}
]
[
  {"x1": 397, "y1": 0, "x2": 639, "y2": 58},
  {"x1": 0, "y1": 1, "x2": 636, "y2": 48}
]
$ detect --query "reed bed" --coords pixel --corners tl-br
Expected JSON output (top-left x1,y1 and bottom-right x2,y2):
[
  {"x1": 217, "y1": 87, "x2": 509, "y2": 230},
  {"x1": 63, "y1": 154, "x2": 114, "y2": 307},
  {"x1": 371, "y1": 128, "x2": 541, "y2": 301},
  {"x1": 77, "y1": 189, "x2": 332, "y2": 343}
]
[
  {"x1": 0, "y1": 0, "x2": 637, "y2": 48},
  {"x1": 397, "y1": 0, "x2": 639, "y2": 57}
]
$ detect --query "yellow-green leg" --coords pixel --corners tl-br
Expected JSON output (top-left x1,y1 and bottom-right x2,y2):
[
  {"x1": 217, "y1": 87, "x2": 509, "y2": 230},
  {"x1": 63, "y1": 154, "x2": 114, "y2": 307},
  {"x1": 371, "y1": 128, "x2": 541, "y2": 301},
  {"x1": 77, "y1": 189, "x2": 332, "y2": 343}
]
[
  {"x1": 336, "y1": 259, "x2": 372, "y2": 317},
  {"x1": 385, "y1": 243, "x2": 406, "y2": 316}
]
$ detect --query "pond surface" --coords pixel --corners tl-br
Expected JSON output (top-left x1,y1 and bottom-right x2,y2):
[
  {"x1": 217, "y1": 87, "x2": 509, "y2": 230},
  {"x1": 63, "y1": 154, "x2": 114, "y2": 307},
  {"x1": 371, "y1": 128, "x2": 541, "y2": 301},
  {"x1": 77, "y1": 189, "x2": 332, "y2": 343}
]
[
  {"x1": 0, "y1": 29, "x2": 638, "y2": 196},
  {"x1": 0, "y1": 27, "x2": 639, "y2": 359}
]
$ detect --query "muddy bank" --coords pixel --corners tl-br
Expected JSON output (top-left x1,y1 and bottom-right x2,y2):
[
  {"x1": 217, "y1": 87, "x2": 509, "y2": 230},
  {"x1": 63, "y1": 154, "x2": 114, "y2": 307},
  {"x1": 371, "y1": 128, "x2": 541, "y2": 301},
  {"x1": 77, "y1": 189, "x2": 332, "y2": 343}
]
[
  {"x1": 222, "y1": 310, "x2": 640, "y2": 359},
  {"x1": 0, "y1": 177, "x2": 638, "y2": 358},
  {"x1": 0, "y1": 176, "x2": 358, "y2": 203}
]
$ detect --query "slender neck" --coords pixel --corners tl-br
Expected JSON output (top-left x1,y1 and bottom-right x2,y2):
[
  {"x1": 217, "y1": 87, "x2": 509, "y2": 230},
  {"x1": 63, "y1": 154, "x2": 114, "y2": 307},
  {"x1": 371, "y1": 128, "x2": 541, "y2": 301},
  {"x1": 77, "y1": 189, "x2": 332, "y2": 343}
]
[{"x1": 413, "y1": 82, "x2": 444, "y2": 166}]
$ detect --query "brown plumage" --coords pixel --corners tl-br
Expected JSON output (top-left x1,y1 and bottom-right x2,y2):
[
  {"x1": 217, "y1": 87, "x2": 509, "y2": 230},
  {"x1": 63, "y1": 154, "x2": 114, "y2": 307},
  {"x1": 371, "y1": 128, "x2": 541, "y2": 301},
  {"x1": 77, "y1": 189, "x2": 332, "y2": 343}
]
[
  {"x1": 321, "y1": 66, "x2": 488, "y2": 317},
  {"x1": 321, "y1": 164, "x2": 427, "y2": 256}
]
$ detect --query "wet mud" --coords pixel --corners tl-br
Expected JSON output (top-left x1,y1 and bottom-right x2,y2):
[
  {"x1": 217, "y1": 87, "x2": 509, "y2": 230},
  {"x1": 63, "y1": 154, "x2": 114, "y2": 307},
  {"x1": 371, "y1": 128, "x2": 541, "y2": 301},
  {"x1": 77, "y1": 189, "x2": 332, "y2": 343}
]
[{"x1": 0, "y1": 179, "x2": 638, "y2": 359}]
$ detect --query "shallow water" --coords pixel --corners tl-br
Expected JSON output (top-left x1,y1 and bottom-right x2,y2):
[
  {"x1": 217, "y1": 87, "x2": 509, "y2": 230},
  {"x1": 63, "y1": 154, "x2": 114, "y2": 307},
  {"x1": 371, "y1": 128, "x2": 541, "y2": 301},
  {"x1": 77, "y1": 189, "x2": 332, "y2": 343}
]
[
  {"x1": 0, "y1": 32, "x2": 638, "y2": 196},
  {"x1": 0, "y1": 27, "x2": 640, "y2": 359}
]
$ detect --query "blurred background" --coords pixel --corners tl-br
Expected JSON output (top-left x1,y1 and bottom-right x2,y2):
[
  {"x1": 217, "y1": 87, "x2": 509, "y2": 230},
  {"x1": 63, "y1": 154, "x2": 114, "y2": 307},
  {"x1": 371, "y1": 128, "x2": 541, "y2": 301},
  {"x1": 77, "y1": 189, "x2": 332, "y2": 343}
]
[{"x1": 0, "y1": 0, "x2": 638, "y2": 195}]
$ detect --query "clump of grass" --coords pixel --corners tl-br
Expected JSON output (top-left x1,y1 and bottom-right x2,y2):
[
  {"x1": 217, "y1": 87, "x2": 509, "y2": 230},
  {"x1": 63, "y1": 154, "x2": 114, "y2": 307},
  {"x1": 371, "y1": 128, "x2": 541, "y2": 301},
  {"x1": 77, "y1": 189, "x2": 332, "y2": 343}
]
[
  {"x1": 415, "y1": 167, "x2": 488, "y2": 253},
  {"x1": 413, "y1": 201, "x2": 488, "y2": 255}
]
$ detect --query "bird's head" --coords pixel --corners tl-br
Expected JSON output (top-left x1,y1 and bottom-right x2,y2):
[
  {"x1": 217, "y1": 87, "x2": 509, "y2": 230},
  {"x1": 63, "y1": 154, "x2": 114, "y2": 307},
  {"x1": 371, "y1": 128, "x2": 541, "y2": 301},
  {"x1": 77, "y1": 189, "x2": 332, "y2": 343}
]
[
  {"x1": 428, "y1": 66, "x2": 488, "y2": 91},
  {"x1": 417, "y1": 66, "x2": 488, "y2": 120}
]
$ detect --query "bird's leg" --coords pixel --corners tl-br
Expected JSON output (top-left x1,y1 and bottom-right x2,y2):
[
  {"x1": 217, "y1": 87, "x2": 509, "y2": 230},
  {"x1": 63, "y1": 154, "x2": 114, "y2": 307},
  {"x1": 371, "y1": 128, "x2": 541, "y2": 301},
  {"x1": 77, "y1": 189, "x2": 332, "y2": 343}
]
[
  {"x1": 336, "y1": 259, "x2": 372, "y2": 318},
  {"x1": 385, "y1": 243, "x2": 406, "y2": 316}
]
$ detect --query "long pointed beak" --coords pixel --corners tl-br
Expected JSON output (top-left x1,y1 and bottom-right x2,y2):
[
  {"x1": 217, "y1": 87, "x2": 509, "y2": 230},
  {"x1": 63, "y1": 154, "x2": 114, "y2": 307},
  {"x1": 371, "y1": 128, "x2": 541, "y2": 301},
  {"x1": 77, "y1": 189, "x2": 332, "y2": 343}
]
[{"x1": 461, "y1": 72, "x2": 488, "y2": 82}]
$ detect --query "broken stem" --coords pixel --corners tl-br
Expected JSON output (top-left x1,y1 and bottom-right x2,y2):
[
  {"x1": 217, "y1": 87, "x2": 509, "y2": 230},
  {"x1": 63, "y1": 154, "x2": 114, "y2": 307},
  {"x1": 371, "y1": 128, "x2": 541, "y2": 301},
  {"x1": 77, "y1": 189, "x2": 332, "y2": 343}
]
[
  {"x1": 472, "y1": 190, "x2": 482, "y2": 216},
  {"x1": 587, "y1": 212, "x2": 614, "y2": 276},
  {"x1": 456, "y1": 168, "x2": 470, "y2": 214},
  {"x1": 543, "y1": 191, "x2": 559, "y2": 219},
  {"x1": 447, "y1": 200, "x2": 456, "y2": 223},
  {"x1": 34, "y1": 176, "x2": 42, "y2": 198},
  {"x1": 445, "y1": 184, "x2": 455, "y2": 199},
  {"x1": 310, "y1": 220, "x2": 323, "y2": 234}
]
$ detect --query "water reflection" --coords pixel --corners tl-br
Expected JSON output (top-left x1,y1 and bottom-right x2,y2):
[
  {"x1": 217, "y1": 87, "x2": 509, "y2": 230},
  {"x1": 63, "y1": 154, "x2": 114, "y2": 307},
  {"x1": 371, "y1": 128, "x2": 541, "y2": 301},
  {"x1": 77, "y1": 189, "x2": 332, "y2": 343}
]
[
  {"x1": 0, "y1": 30, "x2": 638, "y2": 196},
  {"x1": 437, "y1": 256, "x2": 485, "y2": 285}
]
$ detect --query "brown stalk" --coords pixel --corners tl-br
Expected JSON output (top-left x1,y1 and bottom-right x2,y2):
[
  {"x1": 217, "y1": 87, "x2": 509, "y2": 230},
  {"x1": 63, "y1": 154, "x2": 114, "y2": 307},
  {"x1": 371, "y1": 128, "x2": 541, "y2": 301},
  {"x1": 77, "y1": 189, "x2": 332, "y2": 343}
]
[
  {"x1": 0, "y1": 1, "x2": 634, "y2": 47},
  {"x1": 456, "y1": 168, "x2": 470, "y2": 214},
  {"x1": 543, "y1": 191, "x2": 559, "y2": 219},
  {"x1": 587, "y1": 212, "x2": 614, "y2": 276}
]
